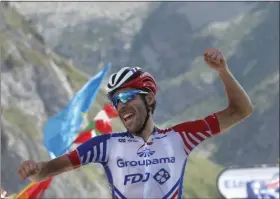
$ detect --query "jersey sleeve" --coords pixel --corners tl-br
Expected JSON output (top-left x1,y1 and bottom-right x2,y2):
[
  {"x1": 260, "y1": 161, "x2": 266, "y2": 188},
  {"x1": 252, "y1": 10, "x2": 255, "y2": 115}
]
[
  {"x1": 67, "y1": 134, "x2": 111, "y2": 168},
  {"x1": 171, "y1": 113, "x2": 220, "y2": 157}
]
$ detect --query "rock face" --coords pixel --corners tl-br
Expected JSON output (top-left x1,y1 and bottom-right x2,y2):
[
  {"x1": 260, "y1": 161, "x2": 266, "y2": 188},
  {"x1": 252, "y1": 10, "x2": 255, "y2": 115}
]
[{"x1": 0, "y1": 3, "x2": 110, "y2": 198}]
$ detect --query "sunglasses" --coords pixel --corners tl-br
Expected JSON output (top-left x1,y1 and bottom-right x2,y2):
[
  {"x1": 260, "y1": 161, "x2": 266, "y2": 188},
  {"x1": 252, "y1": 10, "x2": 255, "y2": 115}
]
[{"x1": 110, "y1": 90, "x2": 148, "y2": 108}]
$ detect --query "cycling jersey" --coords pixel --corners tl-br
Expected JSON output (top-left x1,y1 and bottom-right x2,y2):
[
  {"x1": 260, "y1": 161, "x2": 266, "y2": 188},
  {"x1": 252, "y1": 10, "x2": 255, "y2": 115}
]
[{"x1": 68, "y1": 113, "x2": 221, "y2": 199}]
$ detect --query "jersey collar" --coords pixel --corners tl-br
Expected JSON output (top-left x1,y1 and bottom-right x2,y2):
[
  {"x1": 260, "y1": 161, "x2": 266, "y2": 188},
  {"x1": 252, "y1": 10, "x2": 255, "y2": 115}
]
[{"x1": 126, "y1": 126, "x2": 158, "y2": 138}]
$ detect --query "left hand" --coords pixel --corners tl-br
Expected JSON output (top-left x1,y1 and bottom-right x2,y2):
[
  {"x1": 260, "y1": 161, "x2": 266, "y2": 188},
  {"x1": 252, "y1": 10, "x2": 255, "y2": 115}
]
[{"x1": 204, "y1": 48, "x2": 228, "y2": 72}]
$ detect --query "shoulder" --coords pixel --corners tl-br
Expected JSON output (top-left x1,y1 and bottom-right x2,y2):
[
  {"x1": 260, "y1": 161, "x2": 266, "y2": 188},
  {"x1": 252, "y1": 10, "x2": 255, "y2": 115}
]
[
  {"x1": 81, "y1": 132, "x2": 132, "y2": 144},
  {"x1": 166, "y1": 113, "x2": 220, "y2": 135},
  {"x1": 111, "y1": 131, "x2": 134, "y2": 138},
  {"x1": 78, "y1": 132, "x2": 133, "y2": 148}
]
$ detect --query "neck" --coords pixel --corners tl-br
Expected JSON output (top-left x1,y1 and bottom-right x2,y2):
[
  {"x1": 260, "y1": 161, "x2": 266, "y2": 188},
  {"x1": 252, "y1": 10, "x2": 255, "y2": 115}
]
[{"x1": 137, "y1": 116, "x2": 155, "y2": 142}]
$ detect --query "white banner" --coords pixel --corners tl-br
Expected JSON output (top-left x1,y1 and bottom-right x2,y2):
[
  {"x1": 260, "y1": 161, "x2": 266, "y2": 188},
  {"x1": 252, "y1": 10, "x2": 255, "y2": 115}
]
[{"x1": 217, "y1": 165, "x2": 279, "y2": 199}]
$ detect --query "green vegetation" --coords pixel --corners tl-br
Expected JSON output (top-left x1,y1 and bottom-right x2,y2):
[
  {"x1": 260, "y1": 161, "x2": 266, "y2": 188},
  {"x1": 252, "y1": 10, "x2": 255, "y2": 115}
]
[
  {"x1": 0, "y1": 34, "x2": 48, "y2": 68},
  {"x1": 184, "y1": 156, "x2": 223, "y2": 198},
  {"x1": 51, "y1": 52, "x2": 89, "y2": 91},
  {"x1": 2, "y1": 107, "x2": 40, "y2": 139},
  {"x1": 82, "y1": 165, "x2": 108, "y2": 186},
  {"x1": 1, "y1": 4, "x2": 44, "y2": 43},
  {"x1": 0, "y1": 34, "x2": 24, "y2": 68}
]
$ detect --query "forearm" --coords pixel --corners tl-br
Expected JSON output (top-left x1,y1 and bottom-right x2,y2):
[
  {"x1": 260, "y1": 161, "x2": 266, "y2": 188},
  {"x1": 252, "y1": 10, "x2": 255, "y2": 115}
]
[
  {"x1": 30, "y1": 155, "x2": 75, "y2": 182},
  {"x1": 218, "y1": 67, "x2": 253, "y2": 116}
]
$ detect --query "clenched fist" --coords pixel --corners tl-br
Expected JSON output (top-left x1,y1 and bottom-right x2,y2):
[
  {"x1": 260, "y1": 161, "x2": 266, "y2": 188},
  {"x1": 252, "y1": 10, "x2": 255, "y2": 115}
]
[
  {"x1": 204, "y1": 48, "x2": 228, "y2": 72},
  {"x1": 17, "y1": 160, "x2": 42, "y2": 180}
]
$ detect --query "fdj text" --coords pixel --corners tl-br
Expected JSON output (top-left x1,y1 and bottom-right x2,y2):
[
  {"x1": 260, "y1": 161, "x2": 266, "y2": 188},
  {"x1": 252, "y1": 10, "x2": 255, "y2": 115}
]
[{"x1": 124, "y1": 173, "x2": 150, "y2": 185}]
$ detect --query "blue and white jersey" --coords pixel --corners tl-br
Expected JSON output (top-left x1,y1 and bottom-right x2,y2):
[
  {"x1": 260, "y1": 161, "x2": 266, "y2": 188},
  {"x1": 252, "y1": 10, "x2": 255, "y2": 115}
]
[{"x1": 69, "y1": 114, "x2": 221, "y2": 199}]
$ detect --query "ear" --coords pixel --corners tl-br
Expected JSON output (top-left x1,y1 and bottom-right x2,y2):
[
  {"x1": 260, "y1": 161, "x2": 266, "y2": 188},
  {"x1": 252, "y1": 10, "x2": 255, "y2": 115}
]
[{"x1": 145, "y1": 92, "x2": 155, "y2": 106}]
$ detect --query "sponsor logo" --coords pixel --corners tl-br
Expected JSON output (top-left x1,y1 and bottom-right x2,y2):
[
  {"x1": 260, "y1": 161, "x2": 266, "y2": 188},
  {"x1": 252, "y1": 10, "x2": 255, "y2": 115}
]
[
  {"x1": 118, "y1": 138, "x2": 126, "y2": 142},
  {"x1": 124, "y1": 169, "x2": 171, "y2": 186},
  {"x1": 137, "y1": 148, "x2": 155, "y2": 157},
  {"x1": 117, "y1": 157, "x2": 175, "y2": 168},
  {"x1": 127, "y1": 139, "x2": 138, "y2": 142},
  {"x1": 153, "y1": 168, "x2": 171, "y2": 185},
  {"x1": 124, "y1": 173, "x2": 150, "y2": 185},
  {"x1": 118, "y1": 138, "x2": 138, "y2": 143},
  {"x1": 136, "y1": 142, "x2": 154, "y2": 157}
]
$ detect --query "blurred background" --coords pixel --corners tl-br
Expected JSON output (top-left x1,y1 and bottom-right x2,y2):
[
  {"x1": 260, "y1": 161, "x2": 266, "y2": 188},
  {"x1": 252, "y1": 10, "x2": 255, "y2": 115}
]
[{"x1": 1, "y1": 1, "x2": 279, "y2": 198}]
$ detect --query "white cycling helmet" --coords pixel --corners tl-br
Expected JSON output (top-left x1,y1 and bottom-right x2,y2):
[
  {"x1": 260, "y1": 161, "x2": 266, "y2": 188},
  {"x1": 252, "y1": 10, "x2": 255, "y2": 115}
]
[{"x1": 106, "y1": 67, "x2": 157, "y2": 97}]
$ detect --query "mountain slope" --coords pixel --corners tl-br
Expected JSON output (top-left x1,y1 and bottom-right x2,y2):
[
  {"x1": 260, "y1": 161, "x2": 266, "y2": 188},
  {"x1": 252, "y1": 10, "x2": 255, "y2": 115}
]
[
  {"x1": 1, "y1": 3, "x2": 222, "y2": 198},
  {"x1": 1, "y1": 3, "x2": 110, "y2": 197}
]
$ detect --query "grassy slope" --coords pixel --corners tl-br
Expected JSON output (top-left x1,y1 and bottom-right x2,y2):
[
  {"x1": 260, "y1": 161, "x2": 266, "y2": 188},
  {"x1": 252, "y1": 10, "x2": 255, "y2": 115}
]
[
  {"x1": 184, "y1": 156, "x2": 223, "y2": 198},
  {"x1": 1, "y1": 4, "x2": 221, "y2": 198}
]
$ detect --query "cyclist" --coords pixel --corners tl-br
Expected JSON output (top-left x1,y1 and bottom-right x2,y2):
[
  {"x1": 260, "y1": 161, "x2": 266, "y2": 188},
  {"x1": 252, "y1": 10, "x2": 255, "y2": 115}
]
[{"x1": 17, "y1": 48, "x2": 254, "y2": 198}]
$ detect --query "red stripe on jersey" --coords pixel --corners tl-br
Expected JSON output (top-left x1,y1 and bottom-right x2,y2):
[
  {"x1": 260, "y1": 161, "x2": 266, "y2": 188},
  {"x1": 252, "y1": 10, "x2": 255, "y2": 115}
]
[
  {"x1": 199, "y1": 130, "x2": 212, "y2": 138},
  {"x1": 184, "y1": 149, "x2": 189, "y2": 156},
  {"x1": 191, "y1": 132, "x2": 206, "y2": 142},
  {"x1": 158, "y1": 127, "x2": 172, "y2": 134},
  {"x1": 186, "y1": 132, "x2": 199, "y2": 146},
  {"x1": 178, "y1": 131, "x2": 193, "y2": 152},
  {"x1": 170, "y1": 189, "x2": 178, "y2": 199},
  {"x1": 204, "y1": 114, "x2": 220, "y2": 135},
  {"x1": 67, "y1": 150, "x2": 81, "y2": 168},
  {"x1": 172, "y1": 119, "x2": 208, "y2": 133}
]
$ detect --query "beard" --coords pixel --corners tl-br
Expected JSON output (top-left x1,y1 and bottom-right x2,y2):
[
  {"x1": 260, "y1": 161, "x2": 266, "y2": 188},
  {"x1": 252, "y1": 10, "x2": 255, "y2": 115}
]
[
  {"x1": 121, "y1": 108, "x2": 148, "y2": 135},
  {"x1": 122, "y1": 114, "x2": 142, "y2": 134},
  {"x1": 131, "y1": 111, "x2": 149, "y2": 136}
]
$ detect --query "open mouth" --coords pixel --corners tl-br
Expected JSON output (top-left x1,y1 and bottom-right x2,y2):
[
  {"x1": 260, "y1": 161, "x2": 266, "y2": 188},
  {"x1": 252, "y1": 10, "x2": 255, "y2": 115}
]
[{"x1": 121, "y1": 112, "x2": 136, "y2": 124}]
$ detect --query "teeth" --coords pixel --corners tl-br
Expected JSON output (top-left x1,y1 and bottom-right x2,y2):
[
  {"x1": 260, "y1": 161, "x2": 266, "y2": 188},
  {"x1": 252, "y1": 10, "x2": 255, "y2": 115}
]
[{"x1": 123, "y1": 113, "x2": 133, "y2": 119}]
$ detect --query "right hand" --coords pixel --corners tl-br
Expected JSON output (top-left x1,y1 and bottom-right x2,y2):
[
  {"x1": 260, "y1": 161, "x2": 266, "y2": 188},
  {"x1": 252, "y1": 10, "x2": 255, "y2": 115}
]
[{"x1": 17, "y1": 160, "x2": 42, "y2": 180}]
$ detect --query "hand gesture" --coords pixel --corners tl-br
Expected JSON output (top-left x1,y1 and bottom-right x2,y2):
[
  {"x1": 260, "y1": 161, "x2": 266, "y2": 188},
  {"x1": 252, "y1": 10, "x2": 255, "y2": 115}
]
[
  {"x1": 204, "y1": 48, "x2": 228, "y2": 72},
  {"x1": 17, "y1": 160, "x2": 42, "y2": 180}
]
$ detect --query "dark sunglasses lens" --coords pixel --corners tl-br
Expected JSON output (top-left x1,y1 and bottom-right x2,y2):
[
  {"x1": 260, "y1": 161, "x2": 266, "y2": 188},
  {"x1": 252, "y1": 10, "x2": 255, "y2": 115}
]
[
  {"x1": 112, "y1": 92, "x2": 136, "y2": 108},
  {"x1": 112, "y1": 97, "x2": 119, "y2": 108}
]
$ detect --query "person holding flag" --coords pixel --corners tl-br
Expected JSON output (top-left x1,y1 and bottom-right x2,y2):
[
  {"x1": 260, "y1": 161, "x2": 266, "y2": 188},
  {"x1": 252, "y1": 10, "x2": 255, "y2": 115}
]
[
  {"x1": 17, "y1": 48, "x2": 254, "y2": 198},
  {"x1": 246, "y1": 172, "x2": 280, "y2": 199}
]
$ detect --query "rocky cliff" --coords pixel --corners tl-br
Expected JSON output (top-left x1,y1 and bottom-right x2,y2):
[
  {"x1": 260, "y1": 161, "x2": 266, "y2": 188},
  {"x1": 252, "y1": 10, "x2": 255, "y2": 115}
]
[{"x1": 0, "y1": 3, "x2": 110, "y2": 198}]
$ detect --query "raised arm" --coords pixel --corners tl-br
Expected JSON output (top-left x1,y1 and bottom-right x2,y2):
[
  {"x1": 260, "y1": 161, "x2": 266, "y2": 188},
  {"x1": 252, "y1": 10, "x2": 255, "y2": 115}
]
[
  {"x1": 204, "y1": 48, "x2": 254, "y2": 132},
  {"x1": 18, "y1": 134, "x2": 111, "y2": 182}
]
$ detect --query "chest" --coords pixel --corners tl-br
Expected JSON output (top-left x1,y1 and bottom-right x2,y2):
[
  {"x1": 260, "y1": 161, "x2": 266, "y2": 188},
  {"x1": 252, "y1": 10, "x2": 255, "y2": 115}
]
[
  {"x1": 105, "y1": 133, "x2": 187, "y2": 195},
  {"x1": 108, "y1": 133, "x2": 184, "y2": 170}
]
